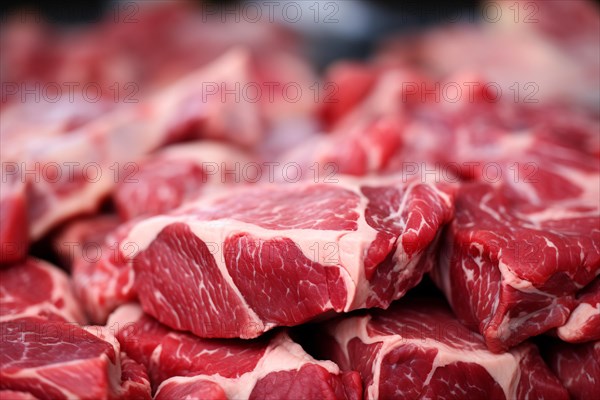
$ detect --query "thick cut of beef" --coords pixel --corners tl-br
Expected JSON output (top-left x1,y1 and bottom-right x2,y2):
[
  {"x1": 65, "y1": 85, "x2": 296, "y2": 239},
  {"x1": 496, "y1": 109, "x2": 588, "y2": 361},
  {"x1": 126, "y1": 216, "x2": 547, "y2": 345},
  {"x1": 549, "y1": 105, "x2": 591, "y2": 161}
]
[
  {"x1": 154, "y1": 365, "x2": 358, "y2": 400},
  {"x1": 545, "y1": 340, "x2": 599, "y2": 400},
  {"x1": 432, "y1": 175, "x2": 600, "y2": 352},
  {"x1": 556, "y1": 276, "x2": 600, "y2": 343},
  {"x1": 0, "y1": 317, "x2": 151, "y2": 399},
  {"x1": 108, "y1": 304, "x2": 362, "y2": 399},
  {"x1": 0, "y1": 258, "x2": 85, "y2": 324},
  {"x1": 102, "y1": 177, "x2": 453, "y2": 336},
  {"x1": 113, "y1": 141, "x2": 254, "y2": 220},
  {"x1": 319, "y1": 297, "x2": 569, "y2": 399}
]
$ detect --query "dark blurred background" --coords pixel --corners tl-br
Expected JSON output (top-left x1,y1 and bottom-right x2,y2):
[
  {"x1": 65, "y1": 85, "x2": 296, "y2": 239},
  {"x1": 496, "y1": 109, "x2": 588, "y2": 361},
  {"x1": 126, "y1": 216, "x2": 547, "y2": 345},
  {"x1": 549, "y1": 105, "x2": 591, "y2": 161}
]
[{"x1": 0, "y1": 0, "x2": 481, "y2": 70}]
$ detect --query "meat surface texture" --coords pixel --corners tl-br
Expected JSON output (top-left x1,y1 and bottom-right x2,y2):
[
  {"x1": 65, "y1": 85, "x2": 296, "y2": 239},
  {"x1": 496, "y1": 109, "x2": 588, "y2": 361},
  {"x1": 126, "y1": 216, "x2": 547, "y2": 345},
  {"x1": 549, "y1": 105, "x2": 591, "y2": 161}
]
[
  {"x1": 0, "y1": 175, "x2": 28, "y2": 265},
  {"x1": 0, "y1": 1, "x2": 598, "y2": 397},
  {"x1": 556, "y1": 277, "x2": 600, "y2": 343},
  {"x1": 1, "y1": 48, "x2": 264, "y2": 251},
  {"x1": 321, "y1": 297, "x2": 569, "y2": 400},
  {"x1": 52, "y1": 214, "x2": 122, "y2": 271},
  {"x1": 113, "y1": 141, "x2": 254, "y2": 221},
  {"x1": 431, "y1": 174, "x2": 600, "y2": 352},
  {"x1": 0, "y1": 259, "x2": 151, "y2": 398},
  {"x1": 108, "y1": 304, "x2": 362, "y2": 399},
  {"x1": 0, "y1": 317, "x2": 151, "y2": 399},
  {"x1": 0, "y1": 390, "x2": 39, "y2": 399},
  {"x1": 0, "y1": 258, "x2": 85, "y2": 324},
  {"x1": 103, "y1": 176, "x2": 454, "y2": 336},
  {"x1": 545, "y1": 340, "x2": 600, "y2": 400},
  {"x1": 68, "y1": 217, "x2": 135, "y2": 324}
]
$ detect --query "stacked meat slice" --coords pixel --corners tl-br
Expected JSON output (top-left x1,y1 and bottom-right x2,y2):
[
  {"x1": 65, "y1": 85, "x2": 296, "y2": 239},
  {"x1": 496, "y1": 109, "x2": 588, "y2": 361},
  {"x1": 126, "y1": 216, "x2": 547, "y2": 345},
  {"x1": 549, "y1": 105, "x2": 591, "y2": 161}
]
[
  {"x1": 75, "y1": 176, "x2": 454, "y2": 336},
  {"x1": 1, "y1": 318, "x2": 151, "y2": 399},
  {"x1": 544, "y1": 340, "x2": 600, "y2": 399},
  {"x1": 0, "y1": 259, "x2": 151, "y2": 399},
  {"x1": 108, "y1": 304, "x2": 362, "y2": 399},
  {"x1": 318, "y1": 297, "x2": 569, "y2": 399},
  {"x1": 427, "y1": 111, "x2": 600, "y2": 351},
  {"x1": 1, "y1": 258, "x2": 85, "y2": 323},
  {"x1": 432, "y1": 174, "x2": 599, "y2": 351}
]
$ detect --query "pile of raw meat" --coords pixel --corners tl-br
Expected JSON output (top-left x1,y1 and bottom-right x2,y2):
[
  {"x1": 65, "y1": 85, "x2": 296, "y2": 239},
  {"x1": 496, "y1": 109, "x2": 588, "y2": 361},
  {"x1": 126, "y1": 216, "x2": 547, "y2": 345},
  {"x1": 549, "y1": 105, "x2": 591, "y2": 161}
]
[{"x1": 1, "y1": 1, "x2": 599, "y2": 399}]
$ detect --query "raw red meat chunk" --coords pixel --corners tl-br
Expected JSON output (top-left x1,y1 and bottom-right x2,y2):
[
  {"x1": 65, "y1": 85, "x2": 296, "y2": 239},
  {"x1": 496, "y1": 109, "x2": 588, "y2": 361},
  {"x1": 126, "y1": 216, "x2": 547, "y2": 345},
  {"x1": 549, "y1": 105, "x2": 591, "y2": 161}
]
[
  {"x1": 545, "y1": 340, "x2": 600, "y2": 400},
  {"x1": 108, "y1": 304, "x2": 361, "y2": 399},
  {"x1": 320, "y1": 297, "x2": 569, "y2": 399},
  {"x1": 432, "y1": 175, "x2": 600, "y2": 352},
  {"x1": 0, "y1": 258, "x2": 85, "y2": 324},
  {"x1": 101, "y1": 177, "x2": 453, "y2": 337},
  {"x1": 0, "y1": 317, "x2": 151, "y2": 399}
]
